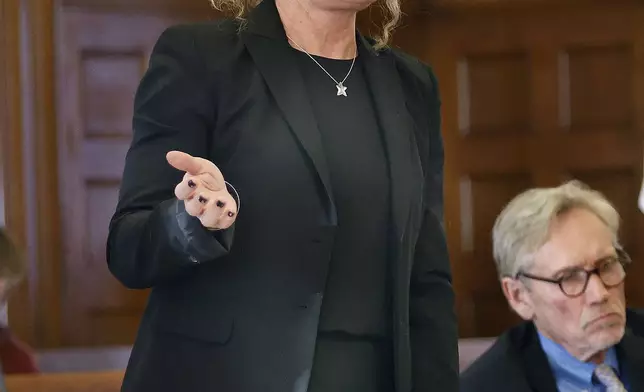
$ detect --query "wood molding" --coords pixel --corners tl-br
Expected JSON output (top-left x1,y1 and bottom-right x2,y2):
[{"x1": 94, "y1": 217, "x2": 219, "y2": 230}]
[
  {"x1": 421, "y1": 0, "x2": 643, "y2": 12},
  {"x1": 26, "y1": 0, "x2": 63, "y2": 348},
  {"x1": 1, "y1": 0, "x2": 37, "y2": 347},
  {"x1": 0, "y1": 0, "x2": 63, "y2": 348},
  {"x1": 60, "y1": 0, "x2": 214, "y2": 15}
]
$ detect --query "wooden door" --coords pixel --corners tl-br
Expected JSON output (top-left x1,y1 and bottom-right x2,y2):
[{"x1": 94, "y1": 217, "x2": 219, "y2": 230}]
[
  {"x1": 420, "y1": 3, "x2": 644, "y2": 337},
  {"x1": 56, "y1": 7, "x2": 208, "y2": 346}
]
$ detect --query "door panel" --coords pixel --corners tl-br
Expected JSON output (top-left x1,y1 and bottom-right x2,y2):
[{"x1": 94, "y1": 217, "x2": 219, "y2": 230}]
[{"x1": 56, "y1": 9, "x2": 206, "y2": 346}]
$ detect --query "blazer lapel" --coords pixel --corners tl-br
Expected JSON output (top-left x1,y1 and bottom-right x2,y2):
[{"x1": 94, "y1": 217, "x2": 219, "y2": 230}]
[
  {"x1": 241, "y1": 0, "x2": 336, "y2": 224},
  {"x1": 358, "y1": 36, "x2": 421, "y2": 245},
  {"x1": 519, "y1": 324, "x2": 560, "y2": 392},
  {"x1": 617, "y1": 328, "x2": 644, "y2": 391},
  {"x1": 357, "y1": 41, "x2": 423, "y2": 392}
]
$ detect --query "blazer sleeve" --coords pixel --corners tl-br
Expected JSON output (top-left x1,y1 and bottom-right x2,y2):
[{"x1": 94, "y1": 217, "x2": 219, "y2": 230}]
[
  {"x1": 106, "y1": 25, "x2": 234, "y2": 290},
  {"x1": 410, "y1": 67, "x2": 460, "y2": 391}
]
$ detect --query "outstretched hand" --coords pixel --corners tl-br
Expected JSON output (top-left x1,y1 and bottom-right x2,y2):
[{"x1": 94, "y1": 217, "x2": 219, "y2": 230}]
[{"x1": 166, "y1": 151, "x2": 237, "y2": 230}]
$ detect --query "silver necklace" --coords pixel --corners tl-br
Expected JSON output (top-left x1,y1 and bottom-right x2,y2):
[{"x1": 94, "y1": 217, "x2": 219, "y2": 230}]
[{"x1": 287, "y1": 35, "x2": 356, "y2": 97}]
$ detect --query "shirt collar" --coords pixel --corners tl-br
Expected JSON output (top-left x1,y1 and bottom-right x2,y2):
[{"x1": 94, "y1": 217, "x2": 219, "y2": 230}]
[{"x1": 538, "y1": 331, "x2": 620, "y2": 385}]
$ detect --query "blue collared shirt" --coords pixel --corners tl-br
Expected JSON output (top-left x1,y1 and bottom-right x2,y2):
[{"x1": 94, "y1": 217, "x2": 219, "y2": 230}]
[{"x1": 538, "y1": 332, "x2": 629, "y2": 392}]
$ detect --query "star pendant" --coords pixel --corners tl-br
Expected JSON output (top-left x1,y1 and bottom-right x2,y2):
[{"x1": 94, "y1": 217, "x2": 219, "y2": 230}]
[{"x1": 336, "y1": 82, "x2": 347, "y2": 97}]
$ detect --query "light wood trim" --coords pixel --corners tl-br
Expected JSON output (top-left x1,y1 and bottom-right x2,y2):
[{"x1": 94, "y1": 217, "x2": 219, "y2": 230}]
[
  {"x1": 61, "y1": 0, "x2": 213, "y2": 14},
  {"x1": 5, "y1": 370, "x2": 124, "y2": 392},
  {"x1": 0, "y1": 0, "x2": 63, "y2": 348},
  {"x1": 0, "y1": 0, "x2": 37, "y2": 347},
  {"x1": 425, "y1": 0, "x2": 642, "y2": 11},
  {"x1": 25, "y1": 0, "x2": 63, "y2": 348}
]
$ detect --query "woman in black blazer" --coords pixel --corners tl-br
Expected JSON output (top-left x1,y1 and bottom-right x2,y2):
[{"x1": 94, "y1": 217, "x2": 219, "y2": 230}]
[{"x1": 106, "y1": 0, "x2": 459, "y2": 391}]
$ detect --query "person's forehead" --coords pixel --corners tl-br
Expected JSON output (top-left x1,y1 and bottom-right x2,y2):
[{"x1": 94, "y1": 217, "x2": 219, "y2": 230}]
[{"x1": 532, "y1": 209, "x2": 614, "y2": 273}]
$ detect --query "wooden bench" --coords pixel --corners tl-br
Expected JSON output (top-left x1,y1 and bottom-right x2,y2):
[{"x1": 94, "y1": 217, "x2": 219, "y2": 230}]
[
  {"x1": 458, "y1": 337, "x2": 495, "y2": 370},
  {"x1": 0, "y1": 338, "x2": 496, "y2": 392},
  {"x1": 0, "y1": 337, "x2": 492, "y2": 392},
  {"x1": 5, "y1": 370, "x2": 124, "y2": 392},
  {"x1": 32, "y1": 339, "x2": 495, "y2": 373},
  {"x1": 35, "y1": 346, "x2": 132, "y2": 373}
]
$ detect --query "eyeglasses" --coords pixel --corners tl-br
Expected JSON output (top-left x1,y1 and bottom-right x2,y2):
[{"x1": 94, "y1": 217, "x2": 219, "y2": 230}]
[{"x1": 516, "y1": 249, "x2": 630, "y2": 298}]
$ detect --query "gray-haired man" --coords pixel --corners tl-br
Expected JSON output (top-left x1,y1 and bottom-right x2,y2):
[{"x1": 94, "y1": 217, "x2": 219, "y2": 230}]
[{"x1": 460, "y1": 180, "x2": 644, "y2": 392}]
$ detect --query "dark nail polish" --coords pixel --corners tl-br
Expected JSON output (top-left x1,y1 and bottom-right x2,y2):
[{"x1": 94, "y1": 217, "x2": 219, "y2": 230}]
[
  {"x1": 198, "y1": 195, "x2": 208, "y2": 204},
  {"x1": 188, "y1": 180, "x2": 196, "y2": 188},
  {"x1": 216, "y1": 200, "x2": 225, "y2": 208}
]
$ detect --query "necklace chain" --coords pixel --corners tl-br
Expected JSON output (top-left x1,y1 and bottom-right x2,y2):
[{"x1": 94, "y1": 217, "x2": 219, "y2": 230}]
[{"x1": 286, "y1": 35, "x2": 356, "y2": 97}]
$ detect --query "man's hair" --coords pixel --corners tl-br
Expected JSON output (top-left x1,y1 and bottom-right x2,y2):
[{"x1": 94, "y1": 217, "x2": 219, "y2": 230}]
[
  {"x1": 209, "y1": 0, "x2": 401, "y2": 50},
  {"x1": 492, "y1": 180, "x2": 621, "y2": 278},
  {"x1": 0, "y1": 228, "x2": 27, "y2": 288}
]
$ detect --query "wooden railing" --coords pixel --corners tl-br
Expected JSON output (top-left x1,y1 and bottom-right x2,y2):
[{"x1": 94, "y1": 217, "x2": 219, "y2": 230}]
[
  {"x1": 35, "y1": 345, "x2": 132, "y2": 373},
  {"x1": 0, "y1": 338, "x2": 495, "y2": 391},
  {"x1": 5, "y1": 370, "x2": 124, "y2": 392}
]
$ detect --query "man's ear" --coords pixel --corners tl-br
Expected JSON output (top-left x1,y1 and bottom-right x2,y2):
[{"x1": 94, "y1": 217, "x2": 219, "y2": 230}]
[{"x1": 501, "y1": 277, "x2": 535, "y2": 321}]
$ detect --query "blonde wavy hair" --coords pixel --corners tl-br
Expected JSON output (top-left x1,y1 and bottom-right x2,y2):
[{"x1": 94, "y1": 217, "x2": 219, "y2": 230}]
[{"x1": 209, "y1": 0, "x2": 401, "y2": 50}]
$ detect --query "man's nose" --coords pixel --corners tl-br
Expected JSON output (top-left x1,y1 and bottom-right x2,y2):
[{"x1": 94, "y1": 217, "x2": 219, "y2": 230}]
[{"x1": 585, "y1": 273, "x2": 610, "y2": 303}]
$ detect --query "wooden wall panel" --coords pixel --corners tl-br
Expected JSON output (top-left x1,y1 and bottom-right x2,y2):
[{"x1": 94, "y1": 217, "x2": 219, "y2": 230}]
[
  {"x1": 56, "y1": 8, "x2": 208, "y2": 346},
  {"x1": 1, "y1": 0, "x2": 212, "y2": 348},
  {"x1": 5, "y1": 0, "x2": 644, "y2": 349},
  {"x1": 420, "y1": 3, "x2": 644, "y2": 337}
]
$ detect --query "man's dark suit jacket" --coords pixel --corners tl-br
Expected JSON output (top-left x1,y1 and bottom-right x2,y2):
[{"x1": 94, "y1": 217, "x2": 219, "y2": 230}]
[
  {"x1": 460, "y1": 308, "x2": 644, "y2": 392},
  {"x1": 106, "y1": 0, "x2": 459, "y2": 391}
]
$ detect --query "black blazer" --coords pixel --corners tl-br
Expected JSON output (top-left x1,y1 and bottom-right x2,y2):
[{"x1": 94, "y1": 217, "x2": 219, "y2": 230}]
[
  {"x1": 460, "y1": 309, "x2": 644, "y2": 392},
  {"x1": 106, "y1": 0, "x2": 458, "y2": 391}
]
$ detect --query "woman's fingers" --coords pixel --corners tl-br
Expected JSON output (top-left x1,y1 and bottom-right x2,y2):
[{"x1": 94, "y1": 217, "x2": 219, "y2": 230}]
[
  {"x1": 174, "y1": 174, "x2": 198, "y2": 200},
  {"x1": 200, "y1": 192, "x2": 237, "y2": 229},
  {"x1": 167, "y1": 151, "x2": 238, "y2": 229}
]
